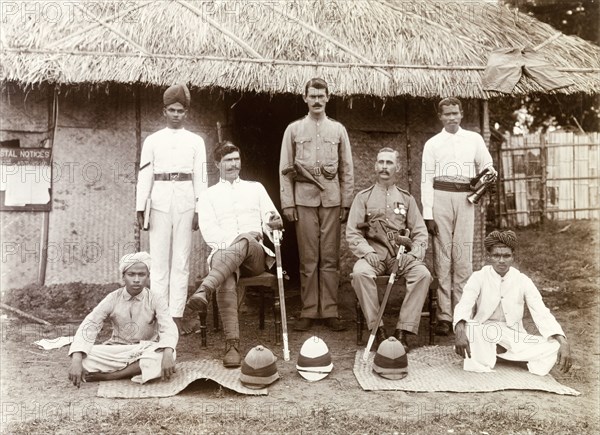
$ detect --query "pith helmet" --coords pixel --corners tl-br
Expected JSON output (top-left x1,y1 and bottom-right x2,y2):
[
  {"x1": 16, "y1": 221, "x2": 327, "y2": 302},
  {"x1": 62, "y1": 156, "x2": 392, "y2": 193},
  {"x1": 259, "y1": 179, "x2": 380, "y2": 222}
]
[
  {"x1": 372, "y1": 337, "x2": 408, "y2": 380},
  {"x1": 240, "y1": 345, "x2": 279, "y2": 389},
  {"x1": 296, "y1": 336, "x2": 333, "y2": 382}
]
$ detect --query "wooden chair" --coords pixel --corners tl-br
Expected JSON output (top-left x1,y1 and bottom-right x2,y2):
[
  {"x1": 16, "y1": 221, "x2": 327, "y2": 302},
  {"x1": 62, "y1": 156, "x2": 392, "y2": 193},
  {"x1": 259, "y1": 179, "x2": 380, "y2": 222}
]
[
  {"x1": 197, "y1": 272, "x2": 282, "y2": 348},
  {"x1": 351, "y1": 274, "x2": 438, "y2": 345}
]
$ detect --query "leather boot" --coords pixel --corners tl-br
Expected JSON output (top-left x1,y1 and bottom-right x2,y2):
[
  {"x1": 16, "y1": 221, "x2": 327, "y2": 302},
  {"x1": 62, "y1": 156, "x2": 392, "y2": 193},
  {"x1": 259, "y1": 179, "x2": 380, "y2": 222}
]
[
  {"x1": 393, "y1": 329, "x2": 410, "y2": 353},
  {"x1": 223, "y1": 339, "x2": 242, "y2": 368},
  {"x1": 186, "y1": 284, "x2": 213, "y2": 314},
  {"x1": 375, "y1": 327, "x2": 388, "y2": 348}
]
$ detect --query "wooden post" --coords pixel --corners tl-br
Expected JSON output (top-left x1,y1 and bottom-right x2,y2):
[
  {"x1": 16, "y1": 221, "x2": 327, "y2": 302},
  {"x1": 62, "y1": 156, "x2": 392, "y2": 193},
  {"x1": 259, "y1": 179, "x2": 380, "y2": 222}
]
[
  {"x1": 134, "y1": 85, "x2": 142, "y2": 252},
  {"x1": 476, "y1": 99, "x2": 491, "y2": 269},
  {"x1": 38, "y1": 87, "x2": 58, "y2": 286},
  {"x1": 540, "y1": 132, "x2": 547, "y2": 224},
  {"x1": 572, "y1": 138, "x2": 576, "y2": 220},
  {"x1": 216, "y1": 121, "x2": 222, "y2": 143},
  {"x1": 404, "y1": 99, "x2": 412, "y2": 193}
]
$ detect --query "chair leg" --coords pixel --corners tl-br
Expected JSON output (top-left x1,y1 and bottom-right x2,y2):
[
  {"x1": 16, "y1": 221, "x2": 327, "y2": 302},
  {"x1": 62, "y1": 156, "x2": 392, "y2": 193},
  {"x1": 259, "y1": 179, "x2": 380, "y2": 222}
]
[
  {"x1": 259, "y1": 286, "x2": 265, "y2": 330},
  {"x1": 272, "y1": 284, "x2": 281, "y2": 345},
  {"x1": 356, "y1": 297, "x2": 364, "y2": 346},
  {"x1": 198, "y1": 311, "x2": 207, "y2": 348},
  {"x1": 429, "y1": 281, "x2": 438, "y2": 345},
  {"x1": 213, "y1": 295, "x2": 220, "y2": 332}
]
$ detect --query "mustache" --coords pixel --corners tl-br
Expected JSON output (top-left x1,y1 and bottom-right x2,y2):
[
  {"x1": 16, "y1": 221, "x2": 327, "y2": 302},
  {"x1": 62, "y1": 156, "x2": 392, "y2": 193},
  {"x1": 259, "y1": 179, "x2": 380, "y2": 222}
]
[{"x1": 378, "y1": 170, "x2": 390, "y2": 174}]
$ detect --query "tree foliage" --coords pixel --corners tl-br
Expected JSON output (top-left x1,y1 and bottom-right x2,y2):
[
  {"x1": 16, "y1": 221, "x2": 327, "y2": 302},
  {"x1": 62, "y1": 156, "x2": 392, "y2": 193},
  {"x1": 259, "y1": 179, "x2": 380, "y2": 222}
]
[{"x1": 492, "y1": 0, "x2": 599, "y2": 133}]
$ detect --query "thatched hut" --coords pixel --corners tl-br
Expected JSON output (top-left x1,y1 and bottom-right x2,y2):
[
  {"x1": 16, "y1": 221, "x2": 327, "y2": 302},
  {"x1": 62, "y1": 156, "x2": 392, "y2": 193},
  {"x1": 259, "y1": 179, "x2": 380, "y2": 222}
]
[{"x1": 1, "y1": 0, "x2": 599, "y2": 291}]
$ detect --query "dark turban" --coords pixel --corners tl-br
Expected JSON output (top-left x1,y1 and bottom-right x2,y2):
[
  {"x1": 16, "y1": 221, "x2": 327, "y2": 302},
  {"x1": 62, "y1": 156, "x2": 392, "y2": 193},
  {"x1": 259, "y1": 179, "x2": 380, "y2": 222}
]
[
  {"x1": 163, "y1": 84, "x2": 190, "y2": 107},
  {"x1": 484, "y1": 230, "x2": 517, "y2": 251}
]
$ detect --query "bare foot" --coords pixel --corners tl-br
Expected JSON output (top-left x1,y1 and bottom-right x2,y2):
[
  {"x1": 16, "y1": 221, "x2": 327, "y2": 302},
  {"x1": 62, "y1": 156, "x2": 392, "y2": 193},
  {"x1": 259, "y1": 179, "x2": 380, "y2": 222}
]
[{"x1": 173, "y1": 317, "x2": 195, "y2": 336}]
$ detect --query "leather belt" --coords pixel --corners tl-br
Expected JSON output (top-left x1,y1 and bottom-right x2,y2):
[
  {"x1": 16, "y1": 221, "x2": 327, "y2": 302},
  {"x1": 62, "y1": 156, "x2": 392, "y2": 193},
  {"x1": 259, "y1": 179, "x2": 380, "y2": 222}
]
[
  {"x1": 154, "y1": 173, "x2": 192, "y2": 181},
  {"x1": 433, "y1": 180, "x2": 472, "y2": 192},
  {"x1": 308, "y1": 166, "x2": 322, "y2": 176}
]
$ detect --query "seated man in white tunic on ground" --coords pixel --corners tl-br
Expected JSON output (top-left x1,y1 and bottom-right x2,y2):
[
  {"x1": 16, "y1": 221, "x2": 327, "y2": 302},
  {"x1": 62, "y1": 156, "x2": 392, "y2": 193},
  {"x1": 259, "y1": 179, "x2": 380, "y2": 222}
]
[
  {"x1": 68, "y1": 252, "x2": 178, "y2": 387},
  {"x1": 454, "y1": 230, "x2": 571, "y2": 376}
]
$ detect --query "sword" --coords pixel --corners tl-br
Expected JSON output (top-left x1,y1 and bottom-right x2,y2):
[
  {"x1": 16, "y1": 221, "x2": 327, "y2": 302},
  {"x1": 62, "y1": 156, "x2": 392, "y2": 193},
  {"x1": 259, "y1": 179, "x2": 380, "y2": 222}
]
[
  {"x1": 362, "y1": 230, "x2": 410, "y2": 362},
  {"x1": 273, "y1": 228, "x2": 290, "y2": 361}
]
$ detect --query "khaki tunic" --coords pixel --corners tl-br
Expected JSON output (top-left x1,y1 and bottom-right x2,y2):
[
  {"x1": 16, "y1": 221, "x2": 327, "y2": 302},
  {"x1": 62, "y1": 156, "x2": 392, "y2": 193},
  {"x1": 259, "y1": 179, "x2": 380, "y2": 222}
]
[
  {"x1": 347, "y1": 183, "x2": 431, "y2": 333},
  {"x1": 279, "y1": 115, "x2": 354, "y2": 209}
]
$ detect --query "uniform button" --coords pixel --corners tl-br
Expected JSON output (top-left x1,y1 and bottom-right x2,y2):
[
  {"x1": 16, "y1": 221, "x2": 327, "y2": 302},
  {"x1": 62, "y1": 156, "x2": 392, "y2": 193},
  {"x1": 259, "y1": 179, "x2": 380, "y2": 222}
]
[
  {"x1": 317, "y1": 134, "x2": 320, "y2": 137},
  {"x1": 386, "y1": 205, "x2": 390, "y2": 208},
  {"x1": 317, "y1": 147, "x2": 320, "y2": 150}
]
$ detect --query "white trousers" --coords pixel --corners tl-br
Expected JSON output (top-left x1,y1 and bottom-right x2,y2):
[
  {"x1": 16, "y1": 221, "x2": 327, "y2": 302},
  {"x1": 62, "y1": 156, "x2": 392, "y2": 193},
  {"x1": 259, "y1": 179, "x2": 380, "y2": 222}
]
[
  {"x1": 149, "y1": 207, "x2": 194, "y2": 317},
  {"x1": 433, "y1": 190, "x2": 475, "y2": 322},
  {"x1": 463, "y1": 321, "x2": 560, "y2": 376},
  {"x1": 82, "y1": 341, "x2": 176, "y2": 384}
]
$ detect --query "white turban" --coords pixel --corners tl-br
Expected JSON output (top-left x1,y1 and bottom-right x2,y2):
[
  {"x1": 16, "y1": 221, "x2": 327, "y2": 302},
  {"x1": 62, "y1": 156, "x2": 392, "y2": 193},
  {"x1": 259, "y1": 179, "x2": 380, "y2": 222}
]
[{"x1": 119, "y1": 252, "x2": 151, "y2": 275}]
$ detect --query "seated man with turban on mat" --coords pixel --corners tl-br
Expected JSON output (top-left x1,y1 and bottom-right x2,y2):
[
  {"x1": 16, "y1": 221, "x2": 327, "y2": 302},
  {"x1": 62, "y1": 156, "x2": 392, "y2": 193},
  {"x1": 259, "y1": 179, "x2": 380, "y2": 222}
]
[
  {"x1": 68, "y1": 252, "x2": 178, "y2": 387},
  {"x1": 454, "y1": 231, "x2": 572, "y2": 376}
]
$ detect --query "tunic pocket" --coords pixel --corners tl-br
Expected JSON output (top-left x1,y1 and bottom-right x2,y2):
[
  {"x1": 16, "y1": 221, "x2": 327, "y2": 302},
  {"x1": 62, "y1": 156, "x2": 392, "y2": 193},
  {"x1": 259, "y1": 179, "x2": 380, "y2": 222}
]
[
  {"x1": 294, "y1": 137, "x2": 312, "y2": 161},
  {"x1": 323, "y1": 137, "x2": 339, "y2": 160}
]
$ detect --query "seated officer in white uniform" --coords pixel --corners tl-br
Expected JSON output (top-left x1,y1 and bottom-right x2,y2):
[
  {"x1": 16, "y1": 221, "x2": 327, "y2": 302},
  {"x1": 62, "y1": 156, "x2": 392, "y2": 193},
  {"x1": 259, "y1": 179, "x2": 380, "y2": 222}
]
[{"x1": 187, "y1": 141, "x2": 282, "y2": 368}]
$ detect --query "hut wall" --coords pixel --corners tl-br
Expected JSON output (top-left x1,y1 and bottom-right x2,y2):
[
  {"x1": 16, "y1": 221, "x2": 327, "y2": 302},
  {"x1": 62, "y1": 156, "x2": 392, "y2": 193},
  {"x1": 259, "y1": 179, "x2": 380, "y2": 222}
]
[
  {"x1": 1, "y1": 85, "x2": 228, "y2": 290},
  {"x1": 0, "y1": 85, "x2": 49, "y2": 290},
  {"x1": 1, "y1": 86, "x2": 486, "y2": 291}
]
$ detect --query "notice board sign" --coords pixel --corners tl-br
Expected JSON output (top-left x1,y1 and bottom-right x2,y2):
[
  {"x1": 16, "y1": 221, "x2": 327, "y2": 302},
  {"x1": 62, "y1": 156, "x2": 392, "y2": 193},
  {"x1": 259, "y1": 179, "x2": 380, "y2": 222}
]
[{"x1": 0, "y1": 147, "x2": 52, "y2": 211}]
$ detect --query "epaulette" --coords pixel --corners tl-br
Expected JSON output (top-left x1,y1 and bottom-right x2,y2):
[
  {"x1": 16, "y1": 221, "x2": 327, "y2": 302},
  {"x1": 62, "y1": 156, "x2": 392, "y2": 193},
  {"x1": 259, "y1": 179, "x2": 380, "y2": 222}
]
[
  {"x1": 357, "y1": 185, "x2": 375, "y2": 196},
  {"x1": 395, "y1": 186, "x2": 412, "y2": 197}
]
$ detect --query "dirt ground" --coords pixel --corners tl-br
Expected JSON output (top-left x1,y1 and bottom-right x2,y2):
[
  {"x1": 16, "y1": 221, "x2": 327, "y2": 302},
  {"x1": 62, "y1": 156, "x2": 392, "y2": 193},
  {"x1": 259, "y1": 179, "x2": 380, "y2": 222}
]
[{"x1": 1, "y1": 220, "x2": 599, "y2": 433}]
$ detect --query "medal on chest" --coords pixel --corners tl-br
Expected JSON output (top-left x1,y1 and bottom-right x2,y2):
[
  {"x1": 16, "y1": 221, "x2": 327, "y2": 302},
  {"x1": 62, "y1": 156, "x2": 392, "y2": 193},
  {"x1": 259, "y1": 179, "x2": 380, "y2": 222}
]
[{"x1": 393, "y1": 202, "x2": 407, "y2": 216}]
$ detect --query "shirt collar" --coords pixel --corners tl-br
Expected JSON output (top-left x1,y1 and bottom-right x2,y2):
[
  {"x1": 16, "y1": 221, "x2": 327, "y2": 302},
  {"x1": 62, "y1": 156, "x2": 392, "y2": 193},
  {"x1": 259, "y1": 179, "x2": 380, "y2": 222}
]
[
  {"x1": 375, "y1": 182, "x2": 396, "y2": 192},
  {"x1": 440, "y1": 126, "x2": 465, "y2": 138},
  {"x1": 165, "y1": 127, "x2": 186, "y2": 134},
  {"x1": 218, "y1": 177, "x2": 241, "y2": 186},
  {"x1": 488, "y1": 265, "x2": 515, "y2": 280},
  {"x1": 122, "y1": 287, "x2": 146, "y2": 301}
]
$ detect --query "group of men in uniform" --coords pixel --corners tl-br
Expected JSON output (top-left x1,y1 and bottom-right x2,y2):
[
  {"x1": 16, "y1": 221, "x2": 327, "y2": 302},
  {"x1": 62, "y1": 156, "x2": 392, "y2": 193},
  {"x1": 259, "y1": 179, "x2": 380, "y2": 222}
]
[{"x1": 68, "y1": 78, "x2": 572, "y2": 385}]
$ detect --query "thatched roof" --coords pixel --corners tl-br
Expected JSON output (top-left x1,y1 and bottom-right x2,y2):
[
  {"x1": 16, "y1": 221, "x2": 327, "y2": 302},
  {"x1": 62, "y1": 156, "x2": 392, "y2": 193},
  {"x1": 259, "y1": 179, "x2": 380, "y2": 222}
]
[{"x1": 1, "y1": 0, "x2": 599, "y2": 98}]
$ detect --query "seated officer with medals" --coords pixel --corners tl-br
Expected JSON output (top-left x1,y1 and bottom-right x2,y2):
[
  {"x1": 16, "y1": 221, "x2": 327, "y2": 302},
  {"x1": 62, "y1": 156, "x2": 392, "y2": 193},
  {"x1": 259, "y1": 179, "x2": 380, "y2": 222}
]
[{"x1": 346, "y1": 148, "x2": 431, "y2": 351}]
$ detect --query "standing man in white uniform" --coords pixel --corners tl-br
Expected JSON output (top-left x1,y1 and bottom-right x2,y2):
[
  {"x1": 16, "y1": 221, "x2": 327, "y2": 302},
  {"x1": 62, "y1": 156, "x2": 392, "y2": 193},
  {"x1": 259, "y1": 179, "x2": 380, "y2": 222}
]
[
  {"x1": 136, "y1": 84, "x2": 207, "y2": 335},
  {"x1": 421, "y1": 97, "x2": 496, "y2": 336}
]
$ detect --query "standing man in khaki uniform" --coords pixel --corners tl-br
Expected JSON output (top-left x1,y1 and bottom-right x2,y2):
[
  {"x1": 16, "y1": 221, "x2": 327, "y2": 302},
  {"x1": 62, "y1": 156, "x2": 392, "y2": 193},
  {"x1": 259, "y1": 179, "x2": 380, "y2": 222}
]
[
  {"x1": 136, "y1": 84, "x2": 207, "y2": 335},
  {"x1": 347, "y1": 148, "x2": 431, "y2": 351},
  {"x1": 279, "y1": 78, "x2": 354, "y2": 331}
]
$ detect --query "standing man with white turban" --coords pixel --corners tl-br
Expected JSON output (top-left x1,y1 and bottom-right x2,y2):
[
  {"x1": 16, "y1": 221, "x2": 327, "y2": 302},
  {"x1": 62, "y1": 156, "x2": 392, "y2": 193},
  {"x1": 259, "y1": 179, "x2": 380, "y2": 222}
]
[
  {"x1": 68, "y1": 252, "x2": 178, "y2": 387},
  {"x1": 454, "y1": 231, "x2": 572, "y2": 376},
  {"x1": 136, "y1": 84, "x2": 207, "y2": 335}
]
